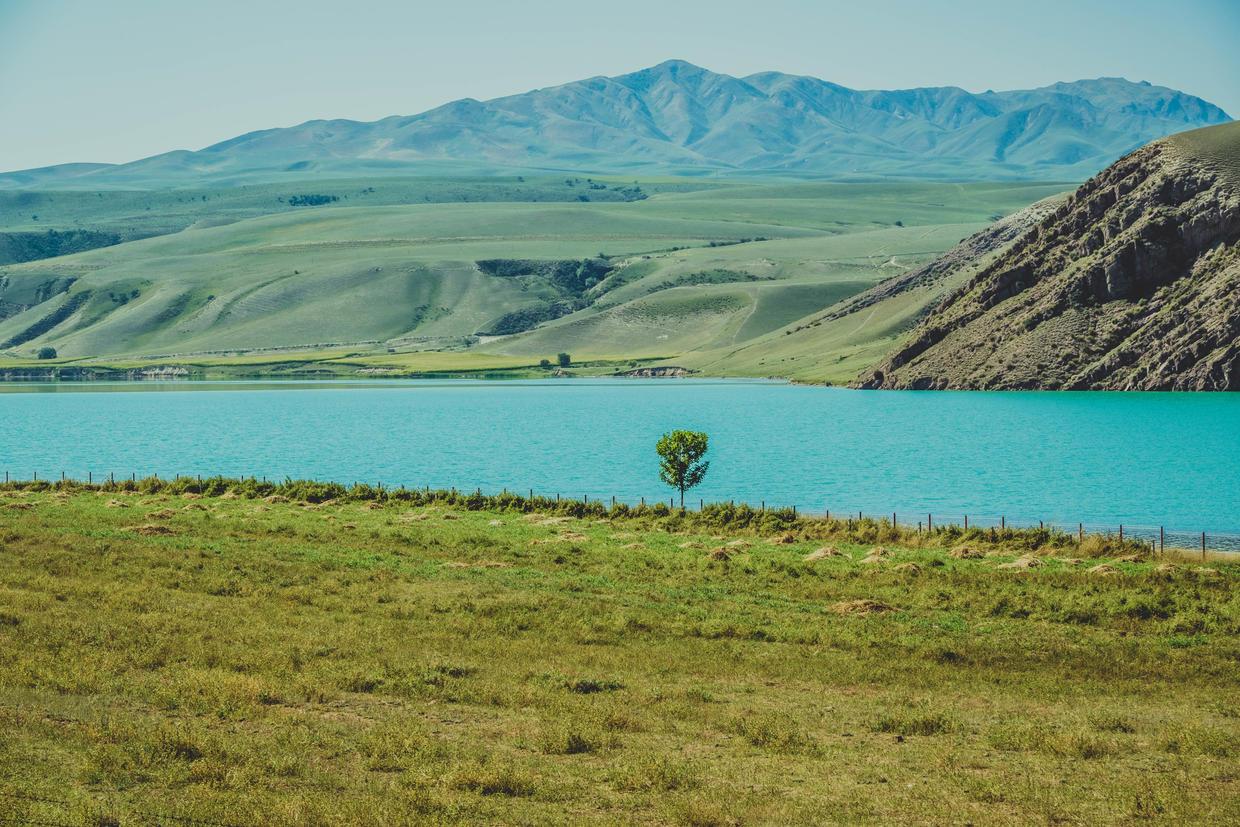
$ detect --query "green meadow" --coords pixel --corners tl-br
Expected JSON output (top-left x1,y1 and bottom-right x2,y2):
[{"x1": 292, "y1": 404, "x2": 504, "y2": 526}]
[
  {"x1": 0, "y1": 483, "x2": 1236, "y2": 825},
  {"x1": 0, "y1": 179, "x2": 1066, "y2": 380}
]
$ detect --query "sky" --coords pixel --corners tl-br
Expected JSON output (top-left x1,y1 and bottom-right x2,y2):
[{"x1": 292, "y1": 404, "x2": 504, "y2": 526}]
[{"x1": 1, "y1": 0, "x2": 1237, "y2": 172}]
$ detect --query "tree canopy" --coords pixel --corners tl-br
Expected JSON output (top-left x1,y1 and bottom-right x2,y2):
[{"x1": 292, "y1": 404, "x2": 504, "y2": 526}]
[{"x1": 656, "y1": 430, "x2": 710, "y2": 508}]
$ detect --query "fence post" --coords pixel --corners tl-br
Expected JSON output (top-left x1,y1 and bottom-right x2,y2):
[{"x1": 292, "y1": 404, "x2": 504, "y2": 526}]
[
  {"x1": 1001, "y1": 515, "x2": 1005, "y2": 530},
  {"x1": 761, "y1": 500, "x2": 765, "y2": 512},
  {"x1": 792, "y1": 505, "x2": 797, "y2": 518},
  {"x1": 963, "y1": 515, "x2": 968, "y2": 530},
  {"x1": 825, "y1": 509, "x2": 830, "y2": 521},
  {"x1": 892, "y1": 512, "x2": 896, "y2": 528},
  {"x1": 1202, "y1": 532, "x2": 1206, "y2": 560},
  {"x1": 1119, "y1": 524, "x2": 1123, "y2": 542},
  {"x1": 927, "y1": 513, "x2": 932, "y2": 532},
  {"x1": 1160, "y1": 526, "x2": 1164, "y2": 553},
  {"x1": 88, "y1": 472, "x2": 92, "y2": 484}
]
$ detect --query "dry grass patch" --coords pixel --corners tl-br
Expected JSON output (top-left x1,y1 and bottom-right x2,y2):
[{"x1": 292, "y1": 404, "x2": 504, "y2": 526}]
[
  {"x1": 997, "y1": 555, "x2": 1041, "y2": 570},
  {"x1": 123, "y1": 524, "x2": 176, "y2": 536},
  {"x1": 803, "y1": 545, "x2": 842, "y2": 561},
  {"x1": 830, "y1": 599, "x2": 897, "y2": 615},
  {"x1": 950, "y1": 545, "x2": 985, "y2": 559}
]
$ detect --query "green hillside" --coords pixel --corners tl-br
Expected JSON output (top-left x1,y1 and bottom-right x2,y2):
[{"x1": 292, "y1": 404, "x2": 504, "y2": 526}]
[
  {"x1": 482, "y1": 224, "x2": 981, "y2": 361},
  {"x1": 0, "y1": 176, "x2": 683, "y2": 265},
  {"x1": 672, "y1": 278, "x2": 948, "y2": 384},
  {"x1": 0, "y1": 180, "x2": 1066, "y2": 371}
]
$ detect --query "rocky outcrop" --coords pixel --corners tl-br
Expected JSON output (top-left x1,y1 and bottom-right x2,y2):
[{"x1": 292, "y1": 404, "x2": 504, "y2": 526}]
[{"x1": 858, "y1": 122, "x2": 1240, "y2": 390}]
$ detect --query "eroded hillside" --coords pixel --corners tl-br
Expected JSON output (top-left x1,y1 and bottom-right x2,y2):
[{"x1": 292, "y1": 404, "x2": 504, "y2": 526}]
[{"x1": 859, "y1": 122, "x2": 1240, "y2": 390}]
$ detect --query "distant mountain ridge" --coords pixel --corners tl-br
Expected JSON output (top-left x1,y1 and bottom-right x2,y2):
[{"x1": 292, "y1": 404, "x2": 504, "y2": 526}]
[{"x1": 2, "y1": 61, "x2": 1230, "y2": 188}]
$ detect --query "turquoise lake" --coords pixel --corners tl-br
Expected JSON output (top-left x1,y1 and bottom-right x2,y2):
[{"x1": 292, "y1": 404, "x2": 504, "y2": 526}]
[{"x1": 2, "y1": 379, "x2": 1238, "y2": 536}]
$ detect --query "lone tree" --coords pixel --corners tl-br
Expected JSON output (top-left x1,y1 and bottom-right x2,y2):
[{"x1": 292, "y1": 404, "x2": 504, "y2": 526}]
[
  {"x1": 557, "y1": 352, "x2": 572, "y2": 368},
  {"x1": 35, "y1": 346, "x2": 57, "y2": 360},
  {"x1": 657, "y1": 430, "x2": 710, "y2": 509}
]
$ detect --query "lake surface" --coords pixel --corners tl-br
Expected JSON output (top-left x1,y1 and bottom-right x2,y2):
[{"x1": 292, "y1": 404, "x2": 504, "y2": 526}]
[{"x1": 2, "y1": 379, "x2": 1238, "y2": 535}]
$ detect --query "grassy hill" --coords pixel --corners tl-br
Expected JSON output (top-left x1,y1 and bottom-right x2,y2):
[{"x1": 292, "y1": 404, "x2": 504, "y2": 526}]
[
  {"x1": 0, "y1": 180, "x2": 1065, "y2": 369},
  {"x1": 481, "y1": 224, "x2": 981, "y2": 363},
  {"x1": 668, "y1": 195, "x2": 1068, "y2": 383},
  {"x1": 0, "y1": 483, "x2": 1235, "y2": 824},
  {"x1": 0, "y1": 176, "x2": 674, "y2": 265}
]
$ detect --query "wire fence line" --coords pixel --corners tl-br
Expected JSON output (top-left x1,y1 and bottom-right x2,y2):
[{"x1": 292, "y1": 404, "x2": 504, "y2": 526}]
[
  {"x1": 3, "y1": 469, "x2": 1238, "y2": 555},
  {"x1": 829, "y1": 511, "x2": 1240, "y2": 554}
]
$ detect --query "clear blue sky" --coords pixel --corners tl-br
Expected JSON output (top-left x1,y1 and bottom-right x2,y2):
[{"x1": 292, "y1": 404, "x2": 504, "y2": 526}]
[{"x1": 1, "y1": 0, "x2": 1236, "y2": 171}]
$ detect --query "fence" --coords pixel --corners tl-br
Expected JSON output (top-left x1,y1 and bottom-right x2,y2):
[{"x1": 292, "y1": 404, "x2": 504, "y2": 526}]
[
  {"x1": 831, "y1": 511, "x2": 1240, "y2": 555},
  {"x1": 3, "y1": 470, "x2": 1238, "y2": 556}
]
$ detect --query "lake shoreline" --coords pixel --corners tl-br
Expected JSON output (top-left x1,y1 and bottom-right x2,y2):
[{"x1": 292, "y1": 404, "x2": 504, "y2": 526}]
[{"x1": 3, "y1": 378, "x2": 1237, "y2": 533}]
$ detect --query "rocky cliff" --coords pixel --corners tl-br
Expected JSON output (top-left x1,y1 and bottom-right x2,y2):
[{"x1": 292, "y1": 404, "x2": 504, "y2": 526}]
[{"x1": 858, "y1": 122, "x2": 1240, "y2": 390}]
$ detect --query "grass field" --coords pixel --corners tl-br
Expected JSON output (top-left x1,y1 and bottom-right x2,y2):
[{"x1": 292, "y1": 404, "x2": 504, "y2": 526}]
[
  {"x1": 0, "y1": 484, "x2": 1236, "y2": 825},
  {"x1": 0, "y1": 176, "x2": 685, "y2": 238},
  {"x1": 0, "y1": 180, "x2": 1067, "y2": 377}
]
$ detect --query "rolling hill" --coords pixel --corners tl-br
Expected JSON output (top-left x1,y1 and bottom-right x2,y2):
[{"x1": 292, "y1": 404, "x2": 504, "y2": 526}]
[
  {"x1": 857, "y1": 121, "x2": 1240, "y2": 390},
  {"x1": 1, "y1": 62, "x2": 1229, "y2": 188},
  {"x1": 666, "y1": 195, "x2": 1066, "y2": 383},
  {"x1": 0, "y1": 182, "x2": 1063, "y2": 362}
]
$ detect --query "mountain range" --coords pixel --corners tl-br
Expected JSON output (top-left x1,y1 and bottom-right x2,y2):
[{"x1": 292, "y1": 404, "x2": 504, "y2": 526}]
[{"x1": 2, "y1": 61, "x2": 1230, "y2": 188}]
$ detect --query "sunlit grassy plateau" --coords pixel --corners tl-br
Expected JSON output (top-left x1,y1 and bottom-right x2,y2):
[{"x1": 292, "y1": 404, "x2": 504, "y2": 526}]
[{"x1": 0, "y1": 482, "x2": 1236, "y2": 825}]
